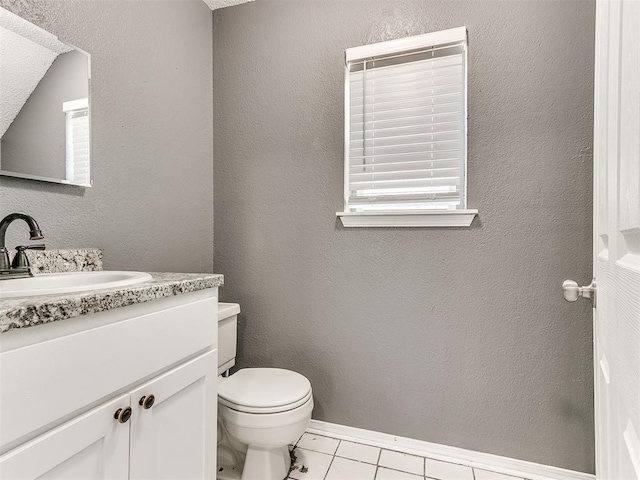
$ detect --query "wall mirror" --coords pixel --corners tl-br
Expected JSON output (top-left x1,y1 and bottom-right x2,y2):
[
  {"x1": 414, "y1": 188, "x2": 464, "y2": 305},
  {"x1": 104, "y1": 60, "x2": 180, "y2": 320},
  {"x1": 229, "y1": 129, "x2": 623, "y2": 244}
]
[{"x1": 0, "y1": 7, "x2": 91, "y2": 187}]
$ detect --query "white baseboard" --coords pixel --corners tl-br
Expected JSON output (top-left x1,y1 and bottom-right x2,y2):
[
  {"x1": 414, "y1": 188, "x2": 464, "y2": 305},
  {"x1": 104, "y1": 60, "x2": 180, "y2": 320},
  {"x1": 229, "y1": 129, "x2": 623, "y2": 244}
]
[{"x1": 307, "y1": 420, "x2": 595, "y2": 480}]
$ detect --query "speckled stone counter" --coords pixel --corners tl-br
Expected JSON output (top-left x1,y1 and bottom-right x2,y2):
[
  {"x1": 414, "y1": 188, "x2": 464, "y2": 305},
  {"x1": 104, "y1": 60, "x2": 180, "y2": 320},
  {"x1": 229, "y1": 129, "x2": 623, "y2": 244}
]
[
  {"x1": 0, "y1": 251, "x2": 223, "y2": 333},
  {"x1": 19, "y1": 248, "x2": 104, "y2": 274}
]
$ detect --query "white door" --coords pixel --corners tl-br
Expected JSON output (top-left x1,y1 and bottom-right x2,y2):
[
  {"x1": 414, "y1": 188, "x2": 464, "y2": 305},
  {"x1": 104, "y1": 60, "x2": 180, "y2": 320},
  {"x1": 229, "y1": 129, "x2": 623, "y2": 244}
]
[
  {"x1": 592, "y1": 0, "x2": 640, "y2": 478},
  {"x1": 0, "y1": 394, "x2": 130, "y2": 480},
  {"x1": 129, "y1": 350, "x2": 218, "y2": 480}
]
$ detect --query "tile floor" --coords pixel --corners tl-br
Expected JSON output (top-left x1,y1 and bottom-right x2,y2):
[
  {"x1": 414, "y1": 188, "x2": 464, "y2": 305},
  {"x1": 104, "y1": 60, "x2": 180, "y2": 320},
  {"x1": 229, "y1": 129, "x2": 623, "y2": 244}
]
[{"x1": 288, "y1": 432, "x2": 529, "y2": 480}]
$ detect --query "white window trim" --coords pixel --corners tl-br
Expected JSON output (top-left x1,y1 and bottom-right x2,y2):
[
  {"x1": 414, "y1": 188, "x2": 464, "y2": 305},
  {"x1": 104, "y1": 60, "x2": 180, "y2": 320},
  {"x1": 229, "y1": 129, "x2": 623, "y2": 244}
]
[
  {"x1": 337, "y1": 209, "x2": 478, "y2": 228},
  {"x1": 63, "y1": 97, "x2": 91, "y2": 187},
  {"x1": 345, "y1": 27, "x2": 468, "y2": 63},
  {"x1": 62, "y1": 98, "x2": 88, "y2": 113},
  {"x1": 338, "y1": 26, "x2": 477, "y2": 228}
]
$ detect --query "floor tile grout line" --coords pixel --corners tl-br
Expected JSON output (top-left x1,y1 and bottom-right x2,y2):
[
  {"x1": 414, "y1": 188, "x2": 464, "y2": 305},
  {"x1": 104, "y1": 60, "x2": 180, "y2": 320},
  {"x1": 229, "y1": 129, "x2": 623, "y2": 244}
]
[
  {"x1": 322, "y1": 452, "x2": 336, "y2": 480},
  {"x1": 333, "y1": 438, "x2": 342, "y2": 456},
  {"x1": 376, "y1": 464, "x2": 428, "y2": 477},
  {"x1": 334, "y1": 454, "x2": 378, "y2": 465},
  {"x1": 323, "y1": 435, "x2": 414, "y2": 454},
  {"x1": 320, "y1": 439, "x2": 342, "y2": 480}
]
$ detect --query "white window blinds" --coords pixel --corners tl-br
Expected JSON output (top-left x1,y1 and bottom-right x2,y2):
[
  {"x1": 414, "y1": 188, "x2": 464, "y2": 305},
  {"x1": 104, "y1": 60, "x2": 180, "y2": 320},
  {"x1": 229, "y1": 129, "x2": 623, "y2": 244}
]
[
  {"x1": 345, "y1": 27, "x2": 467, "y2": 212},
  {"x1": 63, "y1": 98, "x2": 90, "y2": 186}
]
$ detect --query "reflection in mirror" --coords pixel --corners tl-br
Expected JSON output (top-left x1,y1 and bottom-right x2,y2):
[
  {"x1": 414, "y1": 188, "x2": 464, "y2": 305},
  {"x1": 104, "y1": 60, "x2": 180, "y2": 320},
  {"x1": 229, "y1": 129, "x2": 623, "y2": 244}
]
[{"x1": 0, "y1": 7, "x2": 91, "y2": 187}]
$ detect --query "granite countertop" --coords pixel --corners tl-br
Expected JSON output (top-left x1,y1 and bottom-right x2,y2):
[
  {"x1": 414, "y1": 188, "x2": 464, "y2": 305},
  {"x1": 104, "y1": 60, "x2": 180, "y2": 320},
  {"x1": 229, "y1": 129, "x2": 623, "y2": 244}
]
[{"x1": 0, "y1": 249, "x2": 223, "y2": 334}]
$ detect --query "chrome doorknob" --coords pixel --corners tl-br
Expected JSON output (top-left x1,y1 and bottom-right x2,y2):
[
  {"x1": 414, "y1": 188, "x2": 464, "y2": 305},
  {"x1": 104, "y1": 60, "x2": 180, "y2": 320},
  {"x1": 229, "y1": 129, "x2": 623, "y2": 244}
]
[{"x1": 562, "y1": 278, "x2": 597, "y2": 307}]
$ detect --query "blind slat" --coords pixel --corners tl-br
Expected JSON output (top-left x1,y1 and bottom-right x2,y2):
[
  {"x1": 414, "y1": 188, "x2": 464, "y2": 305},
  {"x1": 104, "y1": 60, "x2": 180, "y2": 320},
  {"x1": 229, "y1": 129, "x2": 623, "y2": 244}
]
[
  {"x1": 350, "y1": 56, "x2": 463, "y2": 82},
  {"x1": 350, "y1": 73, "x2": 463, "y2": 94},
  {"x1": 351, "y1": 89, "x2": 463, "y2": 110},
  {"x1": 350, "y1": 100, "x2": 463, "y2": 118},
  {"x1": 351, "y1": 113, "x2": 462, "y2": 134},
  {"x1": 350, "y1": 103, "x2": 462, "y2": 124},
  {"x1": 350, "y1": 158, "x2": 461, "y2": 172},
  {"x1": 350, "y1": 176, "x2": 460, "y2": 189},
  {"x1": 350, "y1": 82, "x2": 462, "y2": 108},
  {"x1": 351, "y1": 130, "x2": 462, "y2": 149},
  {"x1": 348, "y1": 192, "x2": 459, "y2": 203},
  {"x1": 349, "y1": 148, "x2": 461, "y2": 164},
  {"x1": 351, "y1": 169, "x2": 460, "y2": 185},
  {"x1": 350, "y1": 121, "x2": 461, "y2": 141},
  {"x1": 352, "y1": 51, "x2": 463, "y2": 72},
  {"x1": 350, "y1": 140, "x2": 462, "y2": 158}
]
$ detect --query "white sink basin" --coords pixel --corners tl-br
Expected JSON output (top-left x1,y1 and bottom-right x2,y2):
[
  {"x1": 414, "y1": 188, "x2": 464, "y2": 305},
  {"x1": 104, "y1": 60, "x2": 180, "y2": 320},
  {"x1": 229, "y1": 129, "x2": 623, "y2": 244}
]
[{"x1": 0, "y1": 271, "x2": 153, "y2": 298}]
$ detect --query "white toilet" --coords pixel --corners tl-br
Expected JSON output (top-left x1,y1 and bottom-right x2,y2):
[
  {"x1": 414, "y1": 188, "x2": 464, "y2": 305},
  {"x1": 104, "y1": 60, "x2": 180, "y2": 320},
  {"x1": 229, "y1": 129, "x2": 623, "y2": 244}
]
[{"x1": 217, "y1": 303, "x2": 313, "y2": 480}]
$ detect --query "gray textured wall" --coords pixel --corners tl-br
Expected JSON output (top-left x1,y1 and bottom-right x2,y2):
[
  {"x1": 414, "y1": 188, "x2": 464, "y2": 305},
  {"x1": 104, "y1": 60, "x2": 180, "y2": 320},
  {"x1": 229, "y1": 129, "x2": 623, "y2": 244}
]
[
  {"x1": 213, "y1": 0, "x2": 595, "y2": 472},
  {"x1": 2, "y1": 50, "x2": 88, "y2": 179},
  {"x1": 0, "y1": 0, "x2": 214, "y2": 273}
]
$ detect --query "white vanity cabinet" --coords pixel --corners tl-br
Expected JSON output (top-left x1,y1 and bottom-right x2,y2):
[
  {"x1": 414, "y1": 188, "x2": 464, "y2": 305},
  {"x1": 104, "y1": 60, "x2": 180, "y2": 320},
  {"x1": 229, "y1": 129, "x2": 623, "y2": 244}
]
[
  {"x1": 129, "y1": 350, "x2": 217, "y2": 480},
  {"x1": 0, "y1": 394, "x2": 131, "y2": 478},
  {"x1": 0, "y1": 288, "x2": 218, "y2": 480}
]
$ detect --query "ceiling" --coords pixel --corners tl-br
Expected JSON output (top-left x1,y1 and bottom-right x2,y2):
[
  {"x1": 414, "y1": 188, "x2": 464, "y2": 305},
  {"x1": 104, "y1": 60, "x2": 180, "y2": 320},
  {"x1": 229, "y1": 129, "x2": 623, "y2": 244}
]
[{"x1": 202, "y1": 0, "x2": 254, "y2": 11}]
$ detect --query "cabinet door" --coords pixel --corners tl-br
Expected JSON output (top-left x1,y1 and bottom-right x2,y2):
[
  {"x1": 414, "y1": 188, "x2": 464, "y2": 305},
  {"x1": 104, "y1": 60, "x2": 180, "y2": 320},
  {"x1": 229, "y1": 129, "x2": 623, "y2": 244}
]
[
  {"x1": 129, "y1": 350, "x2": 217, "y2": 480},
  {"x1": 0, "y1": 394, "x2": 130, "y2": 480}
]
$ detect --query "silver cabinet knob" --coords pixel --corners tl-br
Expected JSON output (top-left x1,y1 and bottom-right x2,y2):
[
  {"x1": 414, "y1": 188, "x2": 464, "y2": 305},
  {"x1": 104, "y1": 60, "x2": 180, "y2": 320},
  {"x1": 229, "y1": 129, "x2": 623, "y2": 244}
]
[{"x1": 562, "y1": 278, "x2": 597, "y2": 307}]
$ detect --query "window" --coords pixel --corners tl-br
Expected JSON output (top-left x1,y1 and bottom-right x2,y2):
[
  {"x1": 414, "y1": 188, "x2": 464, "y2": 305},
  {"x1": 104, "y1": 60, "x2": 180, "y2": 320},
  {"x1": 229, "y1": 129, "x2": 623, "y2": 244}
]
[
  {"x1": 63, "y1": 98, "x2": 91, "y2": 186},
  {"x1": 337, "y1": 27, "x2": 477, "y2": 227}
]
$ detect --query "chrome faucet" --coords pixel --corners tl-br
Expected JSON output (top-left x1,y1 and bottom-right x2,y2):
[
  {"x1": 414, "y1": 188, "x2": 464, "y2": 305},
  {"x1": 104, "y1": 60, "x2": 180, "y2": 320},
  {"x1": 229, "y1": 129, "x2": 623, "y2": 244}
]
[{"x1": 0, "y1": 213, "x2": 45, "y2": 279}]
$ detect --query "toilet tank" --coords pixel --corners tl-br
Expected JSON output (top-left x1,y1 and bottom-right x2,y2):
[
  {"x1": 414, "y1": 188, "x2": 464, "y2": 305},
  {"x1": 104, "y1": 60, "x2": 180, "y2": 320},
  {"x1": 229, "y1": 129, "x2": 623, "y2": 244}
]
[{"x1": 217, "y1": 302, "x2": 240, "y2": 375}]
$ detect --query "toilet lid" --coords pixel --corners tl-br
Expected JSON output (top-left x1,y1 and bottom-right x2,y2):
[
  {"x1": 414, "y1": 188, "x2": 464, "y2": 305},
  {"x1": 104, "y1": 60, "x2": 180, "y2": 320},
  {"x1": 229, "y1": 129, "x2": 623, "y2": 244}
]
[{"x1": 218, "y1": 368, "x2": 312, "y2": 413}]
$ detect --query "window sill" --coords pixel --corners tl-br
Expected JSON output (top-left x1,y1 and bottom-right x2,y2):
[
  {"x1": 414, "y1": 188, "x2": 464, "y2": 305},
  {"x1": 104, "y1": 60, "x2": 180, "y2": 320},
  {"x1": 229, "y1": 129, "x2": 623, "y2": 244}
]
[{"x1": 336, "y1": 210, "x2": 478, "y2": 228}]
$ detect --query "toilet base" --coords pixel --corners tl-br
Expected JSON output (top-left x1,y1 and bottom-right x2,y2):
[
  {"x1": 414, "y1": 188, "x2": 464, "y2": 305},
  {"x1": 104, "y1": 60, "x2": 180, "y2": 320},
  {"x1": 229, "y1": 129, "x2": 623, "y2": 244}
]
[{"x1": 240, "y1": 444, "x2": 291, "y2": 480}]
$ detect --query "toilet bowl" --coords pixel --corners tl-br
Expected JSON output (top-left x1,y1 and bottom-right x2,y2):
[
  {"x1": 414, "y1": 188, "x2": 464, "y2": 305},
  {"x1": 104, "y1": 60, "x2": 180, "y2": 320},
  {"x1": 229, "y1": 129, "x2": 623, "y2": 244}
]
[{"x1": 217, "y1": 304, "x2": 313, "y2": 480}]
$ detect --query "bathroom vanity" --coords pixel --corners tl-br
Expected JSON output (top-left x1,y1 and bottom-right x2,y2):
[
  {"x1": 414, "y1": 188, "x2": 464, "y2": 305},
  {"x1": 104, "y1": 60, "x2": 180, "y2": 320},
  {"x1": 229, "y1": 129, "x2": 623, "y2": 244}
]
[{"x1": 0, "y1": 250, "x2": 223, "y2": 479}]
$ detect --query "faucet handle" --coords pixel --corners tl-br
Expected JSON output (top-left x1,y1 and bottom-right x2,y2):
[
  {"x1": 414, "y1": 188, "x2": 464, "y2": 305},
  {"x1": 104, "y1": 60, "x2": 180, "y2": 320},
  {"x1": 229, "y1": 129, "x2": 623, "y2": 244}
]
[
  {"x1": 11, "y1": 244, "x2": 46, "y2": 268},
  {"x1": 0, "y1": 248, "x2": 9, "y2": 270},
  {"x1": 16, "y1": 244, "x2": 46, "y2": 251}
]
